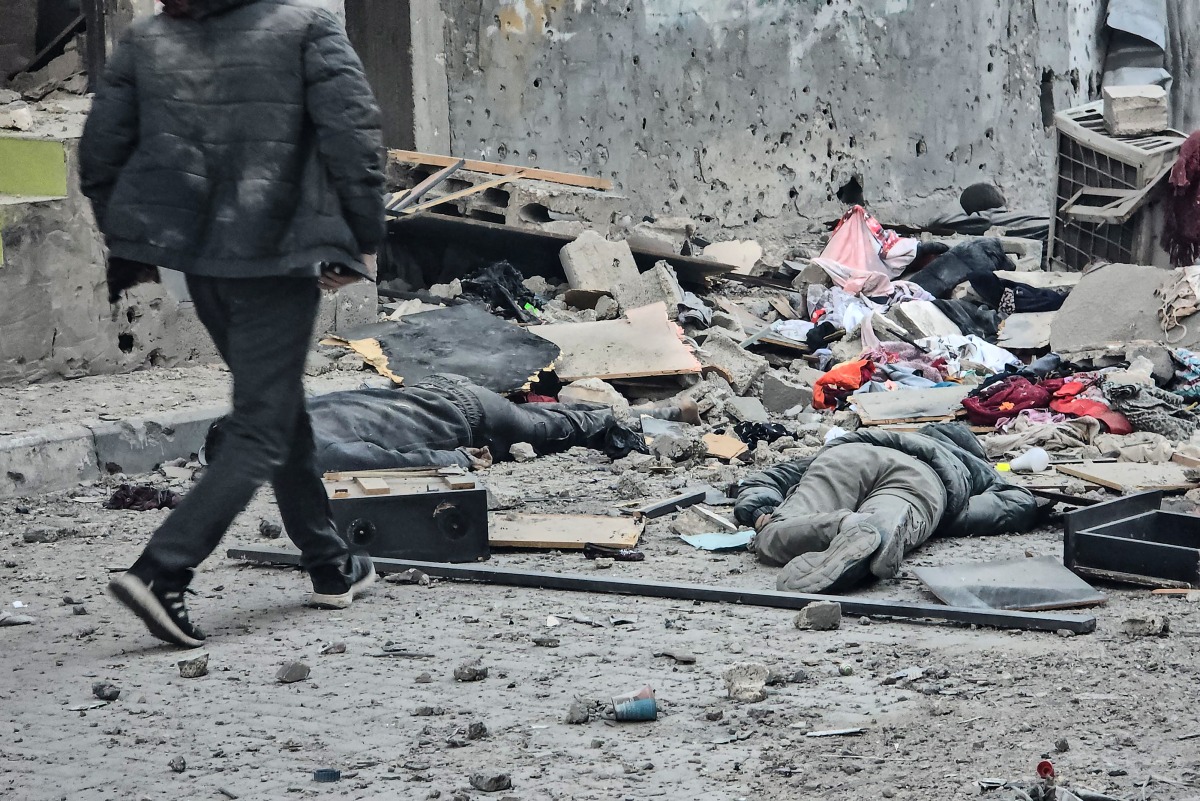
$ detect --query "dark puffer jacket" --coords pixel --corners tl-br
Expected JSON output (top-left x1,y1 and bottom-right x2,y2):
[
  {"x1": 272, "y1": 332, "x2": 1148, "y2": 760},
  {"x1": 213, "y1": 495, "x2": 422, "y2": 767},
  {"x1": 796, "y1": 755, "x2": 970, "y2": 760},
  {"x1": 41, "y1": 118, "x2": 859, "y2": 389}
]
[
  {"x1": 733, "y1": 422, "x2": 1038, "y2": 537},
  {"x1": 79, "y1": 0, "x2": 385, "y2": 278}
]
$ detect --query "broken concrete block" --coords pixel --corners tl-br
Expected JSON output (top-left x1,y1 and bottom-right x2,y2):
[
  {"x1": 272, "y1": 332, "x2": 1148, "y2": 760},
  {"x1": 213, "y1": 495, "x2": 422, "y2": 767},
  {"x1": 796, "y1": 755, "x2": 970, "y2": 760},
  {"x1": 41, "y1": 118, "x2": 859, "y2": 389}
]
[
  {"x1": 1103, "y1": 84, "x2": 1169, "y2": 136},
  {"x1": 522, "y1": 275, "x2": 553, "y2": 297},
  {"x1": 723, "y1": 662, "x2": 769, "y2": 702},
  {"x1": 593, "y1": 294, "x2": 619, "y2": 320},
  {"x1": 508, "y1": 442, "x2": 537, "y2": 462},
  {"x1": 702, "y1": 240, "x2": 763, "y2": 275},
  {"x1": 649, "y1": 431, "x2": 705, "y2": 462},
  {"x1": 762, "y1": 372, "x2": 814, "y2": 414},
  {"x1": 699, "y1": 330, "x2": 768, "y2": 395},
  {"x1": 428, "y1": 279, "x2": 462, "y2": 300},
  {"x1": 794, "y1": 601, "x2": 842, "y2": 631},
  {"x1": 613, "y1": 260, "x2": 684, "y2": 313},
  {"x1": 559, "y1": 230, "x2": 640, "y2": 292},
  {"x1": 829, "y1": 337, "x2": 865, "y2": 364},
  {"x1": 559, "y1": 378, "x2": 628, "y2": 408},
  {"x1": 625, "y1": 216, "x2": 694, "y2": 254},
  {"x1": 710, "y1": 311, "x2": 745, "y2": 337},
  {"x1": 887, "y1": 301, "x2": 962, "y2": 339},
  {"x1": 1121, "y1": 614, "x2": 1169, "y2": 637},
  {"x1": 725, "y1": 396, "x2": 769, "y2": 423},
  {"x1": 0, "y1": 104, "x2": 33, "y2": 131}
]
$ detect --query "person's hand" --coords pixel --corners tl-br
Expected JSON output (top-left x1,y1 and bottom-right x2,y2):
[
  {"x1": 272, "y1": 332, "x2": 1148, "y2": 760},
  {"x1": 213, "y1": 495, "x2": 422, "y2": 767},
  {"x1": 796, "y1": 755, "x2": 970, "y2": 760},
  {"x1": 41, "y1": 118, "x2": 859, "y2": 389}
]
[
  {"x1": 318, "y1": 265, "x2": 360, "y2": 292},
  {"x1": 465, "y1": 446, "x2": 494, "y2": 471},
  {"x1": 755, "y1": 513, "x2": 772, "y2": 532}
]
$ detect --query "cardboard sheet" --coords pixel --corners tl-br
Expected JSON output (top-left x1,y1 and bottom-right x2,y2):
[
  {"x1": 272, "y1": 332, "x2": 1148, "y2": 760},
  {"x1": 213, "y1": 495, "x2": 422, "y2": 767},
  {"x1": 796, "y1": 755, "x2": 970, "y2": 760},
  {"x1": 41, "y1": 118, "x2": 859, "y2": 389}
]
[
  {"x1": 680, "y1": 531, "x2": 755, "y2": 551},
  {"x1": 852, "y1": 385, "x2": 972, "y2": 425},
  {"x1": 489, "y1": 513, "x2": 643, "y2": 549},
  {"x1": 1055, "y1": 462, "x2": 1200, "y2": 493},
  {"x1": 913, "y1": 556, "x2": 1106, "y2": 611},
  {"x1": 531, "y1": 303, "x2": 701, "y2": 382}
]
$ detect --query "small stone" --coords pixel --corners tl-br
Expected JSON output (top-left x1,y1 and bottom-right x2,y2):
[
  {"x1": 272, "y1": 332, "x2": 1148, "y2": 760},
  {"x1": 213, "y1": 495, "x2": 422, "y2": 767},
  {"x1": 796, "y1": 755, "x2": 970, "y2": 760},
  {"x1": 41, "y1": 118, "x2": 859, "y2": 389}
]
[
  {"x1": 723, "y1": 662, "x2": 769, "y2": 703},
  {"x1": 593, "y1": 557, "x2": 614, "y2": 570},
  {"x1": 1056, "y1": 629, "x2": 1076, "y2": 638},
  {"x1": 705, "y1": 708, "x2": 724, "y2": 722},
  {"x1": 566, "y1": 701, "x2": 589, "y2": 724},
  {"x1": 72, "y1": 605, "x2": 88, "y2": 616},
  {"x1": 1055, "y1": 737, "x2": 1070, "y2": 752},
  {"x1": 454, "y1": 661, "x2": 488, "y2": 682},
  {"x1": 790, "y1": 669, "x2": 809, "y2": 684},
  {"x1": 411, "y1": 706, "x2": 445, "y2": 717},
  {"x1": 92, "y1": 681, "x2": 121, "y2": 701},
  {"x1": 858, "y1": 616, "x2": 871, "y2": 626},
  {"x1": 656, "y1": 649, "x2": 696, "y2": 665},
  {"x1": 275, "y1": 661, "x2": 311, "y2": 684},
  {"x1": 75, "y1": 625, "x2": 98, "y2": 639},
  {"x1": 177, "y1": 653, "x2": 210, "y2": 679},
  {"x1": 838, "y1": 663, "x2": 854, "y2": 677},
  {"x1": 590, "y1": 738, "x2": 604, "y2": 748},
  {"x1": 794, "y1": 601, "x2": 842, "y2": 631},
  {"x1": 1121, "y1": 615, "x2": 1169, "y2": 637},
  {"x1": 258, "y1": 519, "x2": 282, "y2": 539},
  {"x1": 169, "y1": 756, "x2": 186, "y2": 773},
  {"x1": 532, "y1": 636, "x2": 559, "y2": 648},
  {"x1": 466, "y1": 722, "x2": 488, "y2": 740},
  {"x1": 414, "y1": 672, "x2": 433, "y2": 683},
  {"x1": 469, "y1": 772, "x2": 512, "y2": 792},
  {"x1": 508, "y1": 442, "x2": 537, "y2": 462},
  {"x1": 319, "y1": 641, "x2": 347, "y2": 655}
]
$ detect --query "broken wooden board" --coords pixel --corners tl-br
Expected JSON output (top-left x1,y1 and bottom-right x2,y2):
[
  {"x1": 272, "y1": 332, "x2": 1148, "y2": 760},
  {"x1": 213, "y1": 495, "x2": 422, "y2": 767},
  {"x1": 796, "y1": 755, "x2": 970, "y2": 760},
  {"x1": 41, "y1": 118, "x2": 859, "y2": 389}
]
[
  {"x1": 531, "y1": 303, "x2": 701, "y2": 382},
  {"x1": 997, "y1": 312, "x2": 1055, "y2": 350},
  {"x1": 912, "y1": 556, "x2": 1106, "y2": 611},
  {"x1": 325, "y1": 304, "x2": 560, "y2": 393},
  {"x1": 354, "y1": 477, "x2": 391, "y2": 496},
  {"x1": 852, "y1": 386, "x2": 972, "y2": 426},
  {"x1": 703, "y1": 432, "x2": 749, "y2": 461},
  {"x1": 489, "y1": 513, "x2": 642, "y2": 549},
  {"x1": 1055, "y1": 462, "x2": 1200, "y2": 493},
  {"x1": 388, "y1": 149, "x2": 613, "y2": 191}
]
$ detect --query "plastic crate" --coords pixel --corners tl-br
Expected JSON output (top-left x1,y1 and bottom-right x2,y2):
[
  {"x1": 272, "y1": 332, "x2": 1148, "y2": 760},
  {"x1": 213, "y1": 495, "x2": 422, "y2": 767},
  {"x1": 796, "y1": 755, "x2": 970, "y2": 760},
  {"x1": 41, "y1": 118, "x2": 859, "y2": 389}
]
[{"x1": 1048, "y1": 101, "x2": 1185, "y2": 271}]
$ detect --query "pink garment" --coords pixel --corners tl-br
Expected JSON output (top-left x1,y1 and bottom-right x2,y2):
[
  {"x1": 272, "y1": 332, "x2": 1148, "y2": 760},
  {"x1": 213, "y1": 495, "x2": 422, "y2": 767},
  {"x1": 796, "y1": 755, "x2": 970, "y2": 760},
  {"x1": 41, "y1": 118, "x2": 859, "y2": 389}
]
[{"x1": 814, "y1": 206, "x2": 893, "y2": 294}]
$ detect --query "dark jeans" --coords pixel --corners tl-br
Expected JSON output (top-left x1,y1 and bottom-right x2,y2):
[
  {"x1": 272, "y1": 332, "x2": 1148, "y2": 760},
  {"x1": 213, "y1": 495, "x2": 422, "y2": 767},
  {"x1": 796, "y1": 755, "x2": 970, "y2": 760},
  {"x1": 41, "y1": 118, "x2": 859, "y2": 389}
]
[
  {"x1": 467, "y1": 387, "x2": 616, "y2": 458},
  {"x1": 132, "y1": 275, "x2": 347, "y2": 584}
]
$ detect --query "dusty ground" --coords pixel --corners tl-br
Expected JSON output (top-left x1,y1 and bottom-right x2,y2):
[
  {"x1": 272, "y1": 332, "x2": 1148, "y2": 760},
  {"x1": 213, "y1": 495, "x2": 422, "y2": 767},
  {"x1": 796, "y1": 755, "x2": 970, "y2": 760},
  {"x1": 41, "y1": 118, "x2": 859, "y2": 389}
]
[{"x1": 3, "y1": 441, "x2": 1200, "y2": 801}]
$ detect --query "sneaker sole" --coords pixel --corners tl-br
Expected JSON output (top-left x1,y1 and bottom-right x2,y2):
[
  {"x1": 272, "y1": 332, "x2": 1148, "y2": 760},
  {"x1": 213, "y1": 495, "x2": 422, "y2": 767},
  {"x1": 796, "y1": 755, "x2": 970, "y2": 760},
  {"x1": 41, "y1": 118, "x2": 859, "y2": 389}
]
[
  {"x1": 307, "y1": 563, "x2": 377, "y2": 610},
  {"x1": 777, "y1": 525, "x2": 882, "y2": 594},
  {"x1": 107, "y1": 574, "x2": 205, "y2": 649}
]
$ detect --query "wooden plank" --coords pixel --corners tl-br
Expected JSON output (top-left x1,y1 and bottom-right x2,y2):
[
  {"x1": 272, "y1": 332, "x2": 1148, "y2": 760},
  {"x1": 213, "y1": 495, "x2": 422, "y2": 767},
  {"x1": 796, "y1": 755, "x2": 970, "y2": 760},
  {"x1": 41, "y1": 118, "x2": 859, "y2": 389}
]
[
  {"x1": 489, "y1": 514, "x2": 642, "y2": 549},
  {"x1": 355, "y1": 477, "x2": 392, "y2": 496},
  {"x1": 531, "y1": 302, "x2": 702, "y2": 381},
  {"x1": 704, "y1": 433, "x2": 748, "y2": 461},
  {"x1": 852, "y1": 386, "x2": 972, "y2": 426},
  {"x1": 389, "y1": 149, "x2": 613, "y2": 191},
  {"x1": 1055, "y1": 462, "x2": 1200, "y2": 493},
  {"x1": 769, "y1": 296, "x2": 798, "y2": 320},
  {"x1": 385, "y1": 158, "x2": 465, "y2": 212},
  {"x1": 398, "y1": 171, "x2": 526, "y2": 215}
]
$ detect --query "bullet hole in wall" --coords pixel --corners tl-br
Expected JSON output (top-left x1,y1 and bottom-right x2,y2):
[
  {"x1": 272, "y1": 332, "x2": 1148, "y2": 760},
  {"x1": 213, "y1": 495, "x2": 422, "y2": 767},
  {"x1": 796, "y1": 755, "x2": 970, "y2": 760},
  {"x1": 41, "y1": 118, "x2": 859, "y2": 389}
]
[
  {"x1": 836, "y1": 176, "x2": 864, "y2": 206},
  {"x1": 118, "y1": 333, "x2": 134, "y2": 353},
  {"x1": 1039, "y1": 68, "x2": 1056, "y2": 128},
  {"x1": 916, "y1": 138, "x2": 927, "y2": 156}
]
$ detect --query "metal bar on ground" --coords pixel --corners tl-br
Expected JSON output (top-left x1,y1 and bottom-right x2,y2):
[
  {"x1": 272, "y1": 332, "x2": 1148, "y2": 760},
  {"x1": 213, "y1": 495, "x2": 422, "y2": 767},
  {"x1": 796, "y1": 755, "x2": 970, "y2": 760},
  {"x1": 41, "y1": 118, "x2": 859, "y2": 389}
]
[{"x1": 227, "y1": 546, "x2": 1097, "y2": 633}]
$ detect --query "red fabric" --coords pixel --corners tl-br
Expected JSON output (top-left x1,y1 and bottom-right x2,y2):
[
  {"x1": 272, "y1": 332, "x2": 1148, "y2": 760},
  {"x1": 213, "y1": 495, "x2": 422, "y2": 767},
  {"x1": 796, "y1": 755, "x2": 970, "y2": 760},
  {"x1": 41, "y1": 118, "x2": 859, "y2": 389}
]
[
  {"x1": 812, "y1": 359, "x2": 874, "y2": 410},
  {"x1": 1049, "y1": 397, "x2": 1108, "y2": 418},
  {"x1": 962, "y1": 377, "x2": 1051, "y2": 426},
  {"x1": 1163, "y1": 131, "x2": 1200, "y2": 268},
  {"x1": 525, "y1": 393, "x2": 558, "y2": 404}
]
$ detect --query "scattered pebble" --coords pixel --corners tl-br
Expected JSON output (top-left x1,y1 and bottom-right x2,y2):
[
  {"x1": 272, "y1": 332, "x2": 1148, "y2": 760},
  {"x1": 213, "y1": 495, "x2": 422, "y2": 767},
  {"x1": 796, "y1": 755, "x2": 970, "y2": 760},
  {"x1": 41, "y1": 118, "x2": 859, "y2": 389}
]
[
  {"x1": 177, "y1": 653, "x2": 209, "y2": 679},
  {"x1": 411, "y1": 706, "x2": 446, "y2": 717},
  {"x1": 168, "y1": 756, "x2": 186, "y2": 773},
  {"x1": 566, "y1": 701, "x2": 589, "y2": 724},
  {"x1": 532, "y1": 636, "x2": 559, "y2": 648},
  {"x1": 1122, "y1": 615, "x2": 1169, "y2": 637},
  {"x1": 794, "y1": 601, "x2": 842, "y2": 631},
  {"x1": 723, "y1": 663, "x2": 769, "y2": 703},
  {"x1": 705, "y1": 708, "x2": 724, "y2": 722},
  {"x1": 1055, "y1": 737, "x2": 1070, "y2": 752},
  {"x1": 469, "y1": 772, "x2": 512, "y2": 792},
  {"x1": 466, "y1": 722, "x2": 488, "y2": 740},
  {"x1": 257, "y1": 519, "x2": 282, "y2": 539},
  {"x1": 453, "y1": 661, "x2": 488, "y2": 682},
  {"x1": 414, "y1": 672, "x2": 433, "y2": 683},
  {"x1": 275, "y1": 661, "x2": 311, "y2": 684},
  {"x1": 92, "y1": 681, "x2": 120, "y2": 701},
  {"x1": 319, "y1": 641, "x2": 347, "y2": 655}
]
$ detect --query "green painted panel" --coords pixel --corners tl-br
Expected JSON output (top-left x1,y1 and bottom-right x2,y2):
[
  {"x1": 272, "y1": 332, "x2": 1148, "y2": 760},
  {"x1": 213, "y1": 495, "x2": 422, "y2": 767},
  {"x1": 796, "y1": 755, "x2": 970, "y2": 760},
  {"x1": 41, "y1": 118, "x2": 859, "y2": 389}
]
[{"x1": 0, "y1": 137, "x2": 68, "y2": 197}]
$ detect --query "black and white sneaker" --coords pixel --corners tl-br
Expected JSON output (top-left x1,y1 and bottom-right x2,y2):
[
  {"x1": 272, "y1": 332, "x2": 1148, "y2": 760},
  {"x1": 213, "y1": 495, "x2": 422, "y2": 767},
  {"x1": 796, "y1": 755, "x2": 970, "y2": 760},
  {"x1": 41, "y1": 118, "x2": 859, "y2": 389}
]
[
  {"x1": 307, "y1": 554, "x2": 376, "y2": 610},
  {"x1": 108, "y1": 572, "x2": 206, "y2": 649}
]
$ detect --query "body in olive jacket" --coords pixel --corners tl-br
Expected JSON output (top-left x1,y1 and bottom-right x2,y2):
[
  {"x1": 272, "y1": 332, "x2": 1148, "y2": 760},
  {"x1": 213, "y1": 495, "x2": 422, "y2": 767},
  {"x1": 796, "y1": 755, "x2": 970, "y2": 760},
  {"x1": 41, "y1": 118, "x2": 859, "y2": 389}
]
[{"x1": 80, "y1": 0, "x2": 385, "y2": 279}]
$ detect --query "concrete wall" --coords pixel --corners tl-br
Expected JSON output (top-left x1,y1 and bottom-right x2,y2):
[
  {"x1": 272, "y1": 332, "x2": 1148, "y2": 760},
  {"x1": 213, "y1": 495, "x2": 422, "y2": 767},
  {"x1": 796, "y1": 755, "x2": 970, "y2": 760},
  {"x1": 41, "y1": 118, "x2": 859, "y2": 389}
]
[{"x1": 438, "y1": 0, "x2": 1107, "y2": 239}]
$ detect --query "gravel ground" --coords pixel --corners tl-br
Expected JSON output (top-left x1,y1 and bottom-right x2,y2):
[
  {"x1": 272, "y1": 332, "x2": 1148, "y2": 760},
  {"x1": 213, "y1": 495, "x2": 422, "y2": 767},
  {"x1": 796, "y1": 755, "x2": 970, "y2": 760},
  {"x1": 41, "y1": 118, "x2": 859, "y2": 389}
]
[{"x1": 2, "y1": 449, "x2": 1200, "y2": 801}]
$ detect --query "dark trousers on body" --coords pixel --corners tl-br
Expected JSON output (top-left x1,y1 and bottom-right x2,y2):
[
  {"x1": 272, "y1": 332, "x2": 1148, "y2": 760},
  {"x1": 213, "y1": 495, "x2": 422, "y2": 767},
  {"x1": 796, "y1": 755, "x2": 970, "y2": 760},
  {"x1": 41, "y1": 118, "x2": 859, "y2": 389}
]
[
  {"x1": 468, "y1": 389, "x2": 617, "y2": 458},
  {"x1": 131, "y1": 275, "x2": 348, "y2": 583}
]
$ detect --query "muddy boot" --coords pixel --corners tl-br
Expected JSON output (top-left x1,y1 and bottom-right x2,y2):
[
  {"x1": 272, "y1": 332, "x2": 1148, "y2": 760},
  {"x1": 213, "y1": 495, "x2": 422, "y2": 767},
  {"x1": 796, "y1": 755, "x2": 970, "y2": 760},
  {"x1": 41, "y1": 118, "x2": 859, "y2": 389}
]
[{"x1": 775, "y1": 519, "x2": 880, "y2": 594}]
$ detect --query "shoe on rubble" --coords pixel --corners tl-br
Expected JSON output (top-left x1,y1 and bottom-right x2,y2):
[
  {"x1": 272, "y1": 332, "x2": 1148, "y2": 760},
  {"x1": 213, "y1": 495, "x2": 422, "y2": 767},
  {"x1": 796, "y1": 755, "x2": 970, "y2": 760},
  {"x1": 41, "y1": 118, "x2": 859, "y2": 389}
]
[
  {"x1": 307, "y1": 553, "x2": 376, "y2": 610},
  {"x1": 776, "y1": 521, "x2": 882, "y2": 594},
  {"x1": 108, "y1": 570, "x2": 206, "y2": 649}
]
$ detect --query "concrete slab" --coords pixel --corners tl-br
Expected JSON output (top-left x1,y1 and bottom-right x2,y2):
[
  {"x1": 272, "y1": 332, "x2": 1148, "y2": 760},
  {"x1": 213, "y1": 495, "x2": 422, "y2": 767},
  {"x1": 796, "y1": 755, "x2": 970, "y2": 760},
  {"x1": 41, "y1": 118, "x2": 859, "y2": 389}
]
[
  {"x1": 1049, "y1": 262, "x2": 1186, "y2": 357},
  {"x1": 0, "y1": 424, "x2": 99, "y2": 499},
  {"x1": 87, "y1": 404, "x2": 227, "y2": 476}
]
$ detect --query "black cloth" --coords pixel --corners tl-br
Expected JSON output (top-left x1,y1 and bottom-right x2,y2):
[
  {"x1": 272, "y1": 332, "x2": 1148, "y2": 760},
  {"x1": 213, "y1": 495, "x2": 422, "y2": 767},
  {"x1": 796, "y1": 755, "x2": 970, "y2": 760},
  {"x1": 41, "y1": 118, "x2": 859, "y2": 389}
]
[
  {"x1": 79, "y1": 0, "x2": 385, "y2": 280},
  {"x1": 908, "y1": 239, "x2": 1010, "y2": 298},
  {"x1": 131, "y1": 275, "x2": 349, "y2": 583},
  {"x1": 304, "y1": 378, "x2": 632, "y2": 472},
  {"x1": 733, "y1": 423, "x2": 1037, "y2": 538},
  {"x1": 968, "y1": 271, "x2": 1066, "y2": 313},
  {"x1": 932, "y1": 299, "x2": 1001, "y2": 339}
]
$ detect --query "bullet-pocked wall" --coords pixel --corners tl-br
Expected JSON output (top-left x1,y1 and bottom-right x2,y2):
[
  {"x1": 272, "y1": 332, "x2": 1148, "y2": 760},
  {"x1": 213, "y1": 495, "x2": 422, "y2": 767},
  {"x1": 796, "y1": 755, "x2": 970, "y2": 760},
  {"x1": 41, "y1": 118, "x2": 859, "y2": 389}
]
[{"x1": 438, "y1": 0, "x2": 1107, "y2": 236}]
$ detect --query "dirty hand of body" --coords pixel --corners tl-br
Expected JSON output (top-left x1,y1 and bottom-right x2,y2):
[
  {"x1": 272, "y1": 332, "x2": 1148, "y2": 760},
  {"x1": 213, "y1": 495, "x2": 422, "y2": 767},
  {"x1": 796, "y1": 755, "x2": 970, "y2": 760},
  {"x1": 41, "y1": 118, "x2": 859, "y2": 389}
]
[
  {"x1": 318, "y1": 254, "x2": 377, "y2": 292},
  {"x1": 465, "y1": 446, "x2": 494, "y2": 471},
  {"x1": 755, "y1": 513, "x2": 773, "y2": 532}
]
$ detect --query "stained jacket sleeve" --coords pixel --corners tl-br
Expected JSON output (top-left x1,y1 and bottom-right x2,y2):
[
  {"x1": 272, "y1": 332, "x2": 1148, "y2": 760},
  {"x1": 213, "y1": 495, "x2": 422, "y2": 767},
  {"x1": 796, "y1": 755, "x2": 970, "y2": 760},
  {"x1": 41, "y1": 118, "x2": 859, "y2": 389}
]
[
  {"x1": 732, "y1": 457, "x2": 815, "y2": 527},
  {"x1": 317, "y1": 441, "x2": 474, "y2": 473},
  {"x1": 941, "y1": 481, "x2": 1039, "y2": 537},
  {"x1": 302, "y1": 11, "x2": 386, "y2": 255},
  {"x1": 79, "y1": 30, "x2": 139, "y2": 229}
]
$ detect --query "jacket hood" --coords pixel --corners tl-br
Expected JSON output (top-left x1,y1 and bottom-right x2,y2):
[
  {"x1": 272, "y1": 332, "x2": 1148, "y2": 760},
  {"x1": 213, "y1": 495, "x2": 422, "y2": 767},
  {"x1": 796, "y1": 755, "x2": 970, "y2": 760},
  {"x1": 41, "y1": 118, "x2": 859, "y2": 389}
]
[{"x1": 161, "y1": 0, "x2": 258, "y2": 20}]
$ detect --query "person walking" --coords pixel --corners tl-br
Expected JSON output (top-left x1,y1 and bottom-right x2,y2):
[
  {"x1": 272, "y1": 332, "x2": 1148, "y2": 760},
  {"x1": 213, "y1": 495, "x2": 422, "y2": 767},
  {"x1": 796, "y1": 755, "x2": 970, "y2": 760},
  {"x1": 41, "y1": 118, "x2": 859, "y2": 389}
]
[{"x1": 80, "y1": 0, "x2": 385, "y2": 648}]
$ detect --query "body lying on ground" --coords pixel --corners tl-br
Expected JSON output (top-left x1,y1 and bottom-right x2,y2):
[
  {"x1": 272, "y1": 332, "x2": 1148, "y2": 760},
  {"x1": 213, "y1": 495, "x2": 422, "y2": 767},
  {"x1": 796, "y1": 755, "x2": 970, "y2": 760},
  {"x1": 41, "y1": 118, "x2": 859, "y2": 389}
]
[
  {"x1": 205, "y1": 374, "x2": 697, "y2": 473},
  {"x1": 733, "y1": 423, "x2": 1039, "y2": 593}
]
